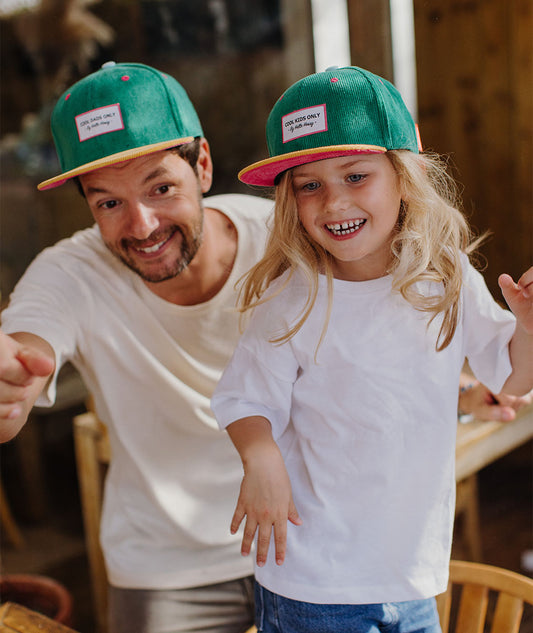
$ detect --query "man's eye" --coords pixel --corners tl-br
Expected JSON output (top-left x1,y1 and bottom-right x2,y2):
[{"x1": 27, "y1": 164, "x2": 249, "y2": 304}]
[
  {"x1": 101, "y1": 200, "x2": 118, "y2": 210},
  {"x1": 156, "y1": 184, "x2": 170, "y2": 194}
]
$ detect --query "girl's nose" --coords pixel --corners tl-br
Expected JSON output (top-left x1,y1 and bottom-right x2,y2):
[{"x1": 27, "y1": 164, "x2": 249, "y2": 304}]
[
  {"x1": 323, "y1": 184, "x2": 349, "y2": 214},
  {"x1": 128, "y1": 203, "x2": 159, "y2": 239}
]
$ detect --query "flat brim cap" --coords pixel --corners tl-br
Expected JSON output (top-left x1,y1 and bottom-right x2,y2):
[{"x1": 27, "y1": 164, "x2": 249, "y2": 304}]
[
  {"x1": 38, "y1": 62, "x2": 203, "y2": 190},
  {"x1": 239, "y1": 66, "x2": 420, "y2": 186}
]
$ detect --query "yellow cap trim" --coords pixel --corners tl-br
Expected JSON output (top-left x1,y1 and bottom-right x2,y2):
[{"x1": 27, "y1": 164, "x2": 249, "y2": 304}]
[{"x1": 37, "y1": 137, "x2": 195, "y2": 190}]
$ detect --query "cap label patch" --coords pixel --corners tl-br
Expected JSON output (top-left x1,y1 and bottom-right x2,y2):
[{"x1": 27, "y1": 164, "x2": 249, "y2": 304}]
[
  {"x1": 282, "y1": 104, "x2": 327, "y2": 143},
  {"x1": 76, "y1": 104, "x2": 124, "y2": 142}
]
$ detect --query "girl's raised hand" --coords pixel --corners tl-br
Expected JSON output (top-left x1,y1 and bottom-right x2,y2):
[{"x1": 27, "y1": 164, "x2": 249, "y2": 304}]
[
  {"x1": 231, "y1": 443, "x2": 302, "y2": 567},
  {"x1": 498, "y1": 267, "x2": 533, "y2": 335}
]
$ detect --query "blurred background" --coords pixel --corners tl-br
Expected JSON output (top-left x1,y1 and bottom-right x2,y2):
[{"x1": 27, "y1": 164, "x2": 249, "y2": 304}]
[{"x1": 0, "y1": 0, "x2": 531, "y2": 631}]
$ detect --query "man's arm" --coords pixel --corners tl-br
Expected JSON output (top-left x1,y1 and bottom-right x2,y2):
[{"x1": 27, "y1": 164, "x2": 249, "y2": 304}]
[{"x1": 0, "y1": 330, "x2": 55, "y2": 442}]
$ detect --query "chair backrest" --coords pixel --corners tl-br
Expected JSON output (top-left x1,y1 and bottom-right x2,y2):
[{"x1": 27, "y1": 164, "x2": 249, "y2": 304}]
[
  {"x1": 73, "y1": 411, "x2": 110, "y2": 633},
  {"x1": 436, "y1": 560, "x2": 533, "y2": 633}
]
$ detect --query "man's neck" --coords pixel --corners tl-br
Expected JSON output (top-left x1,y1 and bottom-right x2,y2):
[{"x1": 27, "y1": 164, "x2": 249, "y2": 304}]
[{"x1": 142, "y1": 207, "x2": 237, "y2": 306}]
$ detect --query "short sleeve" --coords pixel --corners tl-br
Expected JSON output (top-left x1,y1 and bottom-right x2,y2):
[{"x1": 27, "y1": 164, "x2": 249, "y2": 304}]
[
  {"x1": 461, "y1": 259, "x2": 515, "y2": 393},
  {"x1": 1, "y1": 249, "x2": 88, "y2": 406},
  {"x1": 212, "y1": 295, "x2": 300, "y2": 439}
]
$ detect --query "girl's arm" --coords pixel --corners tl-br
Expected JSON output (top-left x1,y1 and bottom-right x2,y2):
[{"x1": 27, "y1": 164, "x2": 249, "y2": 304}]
[
  {"x1": 226, "y1": 416, "x2": 302, "y2": 567},
  {"x1": 499, "y1": 267, "x2": 533, "y2": 395}
]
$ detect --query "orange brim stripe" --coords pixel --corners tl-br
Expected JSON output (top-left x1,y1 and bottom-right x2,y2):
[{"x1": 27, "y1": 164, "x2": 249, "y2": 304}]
[{"x1": 37, "y1": 137, "x2": 195, "y2": 190}]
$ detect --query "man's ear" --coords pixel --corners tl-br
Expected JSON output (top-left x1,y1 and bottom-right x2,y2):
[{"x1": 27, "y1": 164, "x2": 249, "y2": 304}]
[{"x1": 197, "y1": 138, "x2": 213, "y2": 194}]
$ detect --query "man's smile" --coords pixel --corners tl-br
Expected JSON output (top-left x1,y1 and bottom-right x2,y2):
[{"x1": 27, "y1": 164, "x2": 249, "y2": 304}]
[{"x1": 127, "y1": 228, "x2": 179, "y2": 255}]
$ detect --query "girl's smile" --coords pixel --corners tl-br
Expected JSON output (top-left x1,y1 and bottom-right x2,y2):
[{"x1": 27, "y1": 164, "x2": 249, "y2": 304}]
[
  {"x1": 325, "y1": 218, "x2": 366, "y2": 237},
  {"x1": 292, "y1": 153, "x2": 402, "y2": 282}
]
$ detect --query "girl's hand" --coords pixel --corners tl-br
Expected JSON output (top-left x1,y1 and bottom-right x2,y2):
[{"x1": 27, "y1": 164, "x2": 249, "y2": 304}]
[
  {"x1": 231, "y1": 443, "x2": 302, "y2": 567},
  {"x1": 499, "y1": 267, "x2": 533, "y2": 335}
]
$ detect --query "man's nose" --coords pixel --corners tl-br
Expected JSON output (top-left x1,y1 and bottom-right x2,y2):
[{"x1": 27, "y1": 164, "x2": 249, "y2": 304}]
[{"x1": 127, "y1": 203, "x2": 159, "y2": 239}]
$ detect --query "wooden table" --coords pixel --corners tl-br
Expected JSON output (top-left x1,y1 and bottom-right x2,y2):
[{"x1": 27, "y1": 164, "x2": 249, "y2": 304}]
[
  {"x1": 453, "y1": 402, "x2": 533, "y2": 561},
  {"x1": 455, "y1": 402, "x2": 533, "y2": 482},
  {"x1": 0, "y1": 602, "x2": 78, "y2": 632}
]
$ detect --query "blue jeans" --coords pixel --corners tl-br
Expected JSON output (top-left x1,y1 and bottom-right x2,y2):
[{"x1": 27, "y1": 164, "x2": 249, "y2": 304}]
[{"x1": 255, "y1": 583, "x2": 442, "y2": 633}]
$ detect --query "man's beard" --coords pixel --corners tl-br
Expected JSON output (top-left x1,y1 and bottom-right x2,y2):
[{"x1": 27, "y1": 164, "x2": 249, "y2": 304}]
[{"x1": 109, "y1": 207, "x2": 204, "y2": 283}]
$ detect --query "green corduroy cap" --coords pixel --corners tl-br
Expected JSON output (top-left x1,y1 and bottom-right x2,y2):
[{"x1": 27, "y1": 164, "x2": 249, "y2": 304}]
[
  {"x1": 38, "y1": 62, "x2": 203, "y2": 190},
  {"x1": 239, "y1": 66, "x2": 421, "y2": 187}
]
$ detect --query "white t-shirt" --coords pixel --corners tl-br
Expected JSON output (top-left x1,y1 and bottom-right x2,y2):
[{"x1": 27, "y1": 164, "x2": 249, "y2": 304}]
[
  {"x1": 2, "y1": 193, "x2": 273, "y2": 589},
  {"x1": 212, "y1": 257, "x2": 515, "y2": 604}
]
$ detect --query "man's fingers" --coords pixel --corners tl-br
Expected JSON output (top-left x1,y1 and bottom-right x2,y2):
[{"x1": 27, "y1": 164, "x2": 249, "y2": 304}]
[
  {"x1": 0, "y1": 403, "x2": 23, "y2": 420},
  {"x1": 0, "y1": 342, "x2": 53, "y2": 387},
  {"x1": 17, "y1": 348, "x2": 55, "y2": 378}
]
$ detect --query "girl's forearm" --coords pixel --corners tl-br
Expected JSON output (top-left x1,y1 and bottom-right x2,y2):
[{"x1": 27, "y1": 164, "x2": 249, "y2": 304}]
[
  {"x1": 226, "y1": 415, "x2": 280, "y2": 468},
  {"x1": 501, "y1": 325, "x2": 533, "y2": 396}
]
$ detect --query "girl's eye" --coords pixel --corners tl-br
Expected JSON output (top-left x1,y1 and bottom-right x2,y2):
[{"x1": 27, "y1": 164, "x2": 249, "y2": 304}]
[
  {"x1": 347, "y1": 173, "x2": 364, "y2": 183},
  {"x1": 301, "y1": 181, "x2": 320, "y2": 192}
]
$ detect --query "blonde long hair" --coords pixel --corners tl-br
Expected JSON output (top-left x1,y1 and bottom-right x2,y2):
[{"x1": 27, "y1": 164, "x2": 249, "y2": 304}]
[{"x1": 239, "y1": 150, "x2": 483, "y2": 351}]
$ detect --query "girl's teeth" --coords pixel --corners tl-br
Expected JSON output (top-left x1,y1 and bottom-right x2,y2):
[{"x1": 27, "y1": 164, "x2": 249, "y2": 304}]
[{"x1": 326, "y1": 220, "x2": 365, "y2": 236}]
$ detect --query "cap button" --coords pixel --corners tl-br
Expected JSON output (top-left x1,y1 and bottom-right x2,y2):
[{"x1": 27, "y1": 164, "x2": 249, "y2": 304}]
[{"x1": 101, "y1": 61, "x2": 117, "y2": 69}]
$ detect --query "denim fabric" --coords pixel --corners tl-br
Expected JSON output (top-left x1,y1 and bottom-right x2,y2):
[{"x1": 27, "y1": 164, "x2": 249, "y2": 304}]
[{"x1": 255, "y1": 583, "x2": 442, "y2": 633}]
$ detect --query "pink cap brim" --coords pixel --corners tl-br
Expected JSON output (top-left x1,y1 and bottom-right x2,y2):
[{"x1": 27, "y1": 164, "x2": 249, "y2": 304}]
[{"x1": 238, "y1": 144, "x2": 386, "y2": 186}]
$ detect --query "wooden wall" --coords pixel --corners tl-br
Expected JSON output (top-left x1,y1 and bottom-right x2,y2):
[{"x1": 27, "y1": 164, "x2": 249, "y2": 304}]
[
  {"x1": 347, "y1": 0, "x2": 394, "y2": 81},
  {"x1": 414, "y1": 0, "x2": 532, "y2": 297}
]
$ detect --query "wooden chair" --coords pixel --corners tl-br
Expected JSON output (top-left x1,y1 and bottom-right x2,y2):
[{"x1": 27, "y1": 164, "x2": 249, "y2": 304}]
[
  {"x1": 0, "y1": 478, "x2": 25, "y2": 550},
  {"x1": 72, "y1": 411, "x2": 110, "y2": 633},
  {"x1": 437, "y1": 560, "x2": 533, "y2": 633}
]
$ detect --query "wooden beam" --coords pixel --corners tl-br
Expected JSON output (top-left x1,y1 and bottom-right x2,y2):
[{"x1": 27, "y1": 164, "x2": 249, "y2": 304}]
[{"x1": 346, "y1": 0, "x2": 393, "y2": 80}]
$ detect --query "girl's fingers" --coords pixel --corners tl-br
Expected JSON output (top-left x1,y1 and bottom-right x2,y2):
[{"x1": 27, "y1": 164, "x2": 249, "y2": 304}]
[
  {"x1": 288, "y1": 502, "x2": 303, "y2": 526},
  {"x1": 230, "y1": 505, "x2": 245, "y2": 535},
  {"x1": 517, "y1": 266, "x2": 533, "y2": 290},
  {"x1": 256, "y1": 522, "x2": 273, "y2": 567},
  {"x1": 273, "y1": 519, "x2": 288, "y2": 566},
  {"x1": 241, "y1": 517, "x2": 258, "y2": 557}
]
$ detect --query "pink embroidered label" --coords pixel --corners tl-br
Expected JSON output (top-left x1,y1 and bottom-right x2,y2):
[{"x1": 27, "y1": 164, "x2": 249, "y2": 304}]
[
  {"x1": 76, "y1": 104, "x2": 124, "y2": 142},
  {"x1": 282, "y1": 104, "x2": 327, "y2": 143}
]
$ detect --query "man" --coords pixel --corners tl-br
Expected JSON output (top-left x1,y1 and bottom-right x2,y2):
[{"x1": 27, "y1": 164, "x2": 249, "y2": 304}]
[
  {"x1": 0, "y1": 62, "x2": 529, "y2": 633},
  {"x1": 0, "y1": 62, "x2": 271, "y2": 633}
]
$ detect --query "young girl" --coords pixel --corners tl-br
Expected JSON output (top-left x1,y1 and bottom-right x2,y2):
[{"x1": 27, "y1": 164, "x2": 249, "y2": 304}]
[{"x1": 211, "y1": 66, "x2": 532, "y2": 632}]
